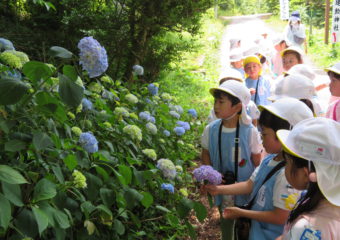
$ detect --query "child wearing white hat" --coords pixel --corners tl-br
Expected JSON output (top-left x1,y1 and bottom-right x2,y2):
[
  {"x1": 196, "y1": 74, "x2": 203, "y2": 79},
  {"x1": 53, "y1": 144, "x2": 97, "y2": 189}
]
[
  {"x1": 281, "y1": 46, "x2": 304, "y2": 72},
  {"x1": 203, "y1": 97, "x2": 313, "y2": 240},
  {"x1": 276, "y1": 117, "x2": 340, "y2": 240},
  {"x1": 325, "y1": 62, "x2": 340, "y2": 122},
  {"x1": 201, "y1": 80, "x2": 263, "y2": 239},
  {"x1": 229, "y1": 48, "x2": 245, "y2": 79},
  {"x1": 272, "y1": 34, "x2": 288, "y2": 77}
]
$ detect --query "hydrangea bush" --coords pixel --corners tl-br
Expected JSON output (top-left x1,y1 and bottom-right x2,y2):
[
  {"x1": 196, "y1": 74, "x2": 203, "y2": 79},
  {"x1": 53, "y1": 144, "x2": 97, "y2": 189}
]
[{"x1": 0, "y1": 37, "x2": 204, "y2": 239}]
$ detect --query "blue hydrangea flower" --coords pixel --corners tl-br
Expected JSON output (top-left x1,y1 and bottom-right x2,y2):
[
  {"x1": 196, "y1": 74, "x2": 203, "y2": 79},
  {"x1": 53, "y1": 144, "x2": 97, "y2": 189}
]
[
  {"x1": 176, "y1": 121, "x2": 190, "y2": 131},
  {"x1": 169, "y1": 111, "x2": 180, "y2": 119},
  {"x1": 147, "y1": 83, "x2": 158, "y2": 96},
  {"x1": 174, "y1": 126, "x2": 185, "y2": 136},
  {"x1": 149, "y1": 116, "x2": 156, "y2": 123},
  {"x1": 139, "y1": 111, "x2": 151, "y2": 121},
  {"x1": 79, "y1": 132, "x2": 98, "y2": 153},
  {"x1": 0, "y1": 38, "x2": 15, "y2": 52},
  {"x1": 188, "y1": 109, "x2": 197, "y2": 118},
  {"x1": 163, "y1": 130, "x2": 170, "y2": 137},
  {"x1": 193, "y1": 165, "x2": 222, "y2": 185},
  {"x1": 157, "y1": 159, "x2": 177, "y2": 179},
  {"x1": 82, "y1": 98, "x2": 93, "y2": 111},
  {"x1": 146, "y1": 122, "x2": 157, "y2": 135},
  {"x1": 161, "y1": 183, "x2": 174, "y2": 193},
  {"x1": 145, "y1": 98, "x2": 152, "y2": 104},
  {"x1": 132, "y1": 65, "x2": 144, "y2": 76},
  {"x1": 78, "y1": 36, "x2": 108, "y2": 78}
]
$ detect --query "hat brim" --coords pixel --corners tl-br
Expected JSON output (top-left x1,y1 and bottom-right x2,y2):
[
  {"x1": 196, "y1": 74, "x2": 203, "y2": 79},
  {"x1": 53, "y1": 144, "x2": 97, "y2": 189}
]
[
  {"x1": 209, "y1": 86, "x2": 237, "y2": 99},
  {"x1": 280, "y1": 47, "x2": 303, "y2": 57},
  {"x1": 258, "y1": 104, "x2": 288, "y2": 122},
  {"x1": 276, "y1": 130, "x2": 304, "y2": 158},
  {"x1": 230, "y1": 57, "x2": 243, "y2": 62},
  {"x1": 324, "y1": 67, "x2": 340, "y2": 75}
]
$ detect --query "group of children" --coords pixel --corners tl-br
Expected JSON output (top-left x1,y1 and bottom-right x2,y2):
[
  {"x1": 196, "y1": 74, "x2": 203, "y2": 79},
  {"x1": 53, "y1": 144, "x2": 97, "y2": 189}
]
[{"x1": 199, "y1": 10, "x2": 340, "y2": 240}]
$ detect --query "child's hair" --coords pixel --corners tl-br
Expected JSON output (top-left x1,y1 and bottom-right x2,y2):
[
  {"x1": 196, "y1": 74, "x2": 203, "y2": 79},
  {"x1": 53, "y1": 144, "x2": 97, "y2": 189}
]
[
  {"x1": 219, "y1": 77, "x2": 242, "y2": 85},
  {"x1": 213, "y1": 90, "x2": 240, "y2": 106},
  {"x1": 283, "y1": 152, "x2": 325, "y2": 224},
  {"x1": 283, "y1": 50, "x2": 303, "y2": 63},
  {"x1": 258, "y1": 109, "x2": 291, "y2": 132},
  {"x1": 300, "y1": 99, "x2": 315, "y2": 114}
]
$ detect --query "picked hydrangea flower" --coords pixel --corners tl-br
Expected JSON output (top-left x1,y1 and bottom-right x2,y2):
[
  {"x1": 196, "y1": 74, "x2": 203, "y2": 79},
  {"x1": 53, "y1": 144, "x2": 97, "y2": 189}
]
[
  {"x1": 114, "y1": 107, "x2": 129, "y2": 117},
  {"x1": 193, "y1": 165, "x2": 222, "y2": 185},
  {"x1": 161, "y1": 93, "x2": 172, "y2": 102},
  {"x1": 147, "y1": 83, "x2": 158, "y2": 96},
  {"x1": 0, "y1": 38, "x2": 15, "y2": 51},
  {"x1": 163, "y1": 130, "x2": 170, "y2": 137},
  {"x1": 78, "y1": 36, "x2": 108, "y2": 78},
  {"x1": 176, "y1": 121, "x2": 190, "y2": 131},
  {"x1": 71, "y1": 126, "x2": 82, "y2": 136},
  {"x1": 125, "y1": 93, "x2": 138, "y2": 104},
  {"x1": 123, "y1": 125, "x2": 142, "y2": 141},
  {"x1": 79, "y1": 132, "x2": 99, "y2": 153},
  {"x1": 146, "y1": 122, "x2": 157, "y2": 135},
  {"x1": 132, "y1": 65, "x2": 144, "y2": 76},
  {"x1": 169, "y1": 111, "x2": 180, "y2": 119},
  {"x1": 72, "y1": 170, "x2": 87, "y2": 188},
  {"x1": 188, "y1": 109, "x2": 197, "y2": 118},
  {"x1": 174, "y1": 126, "x2": 185, "y2": 136},
  {"x1": 161, "y1": 183, "x2": 175, "y2": 193},
  {"x1": 157, "y1": 159, "x2": 177, "y2": 179},
  {"x1": 142, "y1": 149, "x2": 157, "y2": 160},
  {"x1": 82, "y1": 98, "x2": 93, "y2": 111}
]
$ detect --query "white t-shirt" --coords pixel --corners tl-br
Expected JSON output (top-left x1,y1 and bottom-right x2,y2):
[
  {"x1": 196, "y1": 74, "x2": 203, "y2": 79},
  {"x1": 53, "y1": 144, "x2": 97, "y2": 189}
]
[
  {"x1": 201, "y1": 123, "x2": 263, "y2": 154},
  {"x1": 250, "y1": 159, "x2": 301, "y2": 210}
]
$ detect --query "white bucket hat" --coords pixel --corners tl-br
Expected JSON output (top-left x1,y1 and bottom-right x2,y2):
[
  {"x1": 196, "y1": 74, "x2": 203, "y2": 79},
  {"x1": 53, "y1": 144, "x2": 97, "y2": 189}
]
[
  {"x1": 258, "y1": 97, "x2": 313, "y2": 126},
  {"x1": 280, "y1": 45, "x2": 304, "y2": 57},
  {"x1": 210, "y1": 80, "x2": 251, "y2": 124},
  {"x1": 272, "y1": 34, "x2": 285, "y2": 46},
  {"x1": 277, "y1": 117, "x2": 340, "y2": 206},
  {"x1": 284, "y1": 64, "x2": 316, "y2": 80},
  {"x1": 219, "y1": 68, "x2": 244, "y2": 83},
  {"x1": 243, "y1": 42, "x2": 260, "y2": 57},
  {"x1": 324, "y1": 62, "x2": 340, "y2": 75},
  {"x1": 269, "y1": 74, "x2": 316, "y2": 101},
  {"x1": 229, "y1": 48, "x2": 244, "y2": 62}
]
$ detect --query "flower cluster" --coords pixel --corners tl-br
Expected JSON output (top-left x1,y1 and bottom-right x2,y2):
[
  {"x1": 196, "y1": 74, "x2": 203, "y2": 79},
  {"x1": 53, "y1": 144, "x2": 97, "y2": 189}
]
[
  {"x1": 147, "y1": 83, "x2": 158, "y2": 96},
  {"x1": 78, "y1": 36, "x2": 108, "y2": 78},
  {"x1": 88, "y1": 82, "x2": 103, "y2": 94},
  {"x1": 82, "y1": 98, "x2": 93, "y2": 111},
  {"x1": 71, "y1": 126, "x2": 82, "y2": 136},
  {"x1": 72, "y1": 170, "x2": 87, "y2": 189},
  {"x1": 169, "y1": 111, "x2": 180, "y2": 119},
  {"x1": 146, "y1": 122, "x2": 157, "y2": 135},
  {"x1": 142, "y1": 149, "x2": 157, "y2": 160},
  {"x1": 174, "y1": 126, "x2": 185, "y2": 136},
  {"x1": 161, "y1": 183, "x2": 174, "y2": 193},
  {"x1": 125, "y1": 93, "x2": 138, "y2": 104},
  {"x1": 170, "y1": 105, "x2": 183, "y2": 114},
  {"x1": 79, "y1": 132, "x2": 99, "y2": 153},
  {"x1": 132, "y1": 65, "x2": 144, "y2": 76},
  {"x1": 156, "y1": 159, "x2": 177, "y2": 179},
  {"x1": 0, "y1": 51, "x2": 26, "y2": 69},
  {"x1": 100, "y1": 75, "x2": 112, "y2": 84},
  {"x1": 188, "y1": 109, "x2": 197, "y2": 118},
  {"x1": 139, "y1": 111, "x2": 155, "y2": 123},
  {"x1": 103, "y1": 122, "x2": 112, "y2": 129},
  {"x1": 175, "y1": 165, "x2": 183, "y2": 172},
  {"x1": 123, "y1": 125, "x2": 142, "y2": 141},
  {"x1": 163, "y1": 130, "x2": 170, "y2": 137},
  {"x1": 161, "y1": 93, "x2": 172, "y2": 102},
  {"x1": 114, "y1": 107, "x2": 129, "y2": 117},
  {"x1": 0, "y1": 38, "x2": 15, "y2": 51},
  {"x1": 193, "y1": 165, "x2": 222, "y2": 185},
  {"x1": 176, "y1": 121, "x2": 190, "y2": 131},
  {"x1": 179, "y1": 188, "x2": 188, "y2": 197}
]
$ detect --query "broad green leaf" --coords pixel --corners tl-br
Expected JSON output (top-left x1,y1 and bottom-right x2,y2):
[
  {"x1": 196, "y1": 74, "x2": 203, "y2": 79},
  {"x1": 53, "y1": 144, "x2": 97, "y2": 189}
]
[
  {"x1": 33, "y1": 178, "x2": 57, "y2": 202},
  {"x1": 63, "y1": 154, "x2": 77, "y2": 171},
  {"x1": 155, "y1": 205, "x2": 171, "y2": 213},
  {"x1": 35, "y1": 91, "x2": 58, "y2": 106},
  {"x1": 51, "y1": 165, "x2": 64, "y2": 183},
  {"x1": 32, "y1": 206, "x2": 49, "y2": 235},
  {"x1": 80, "y1": 201, "x2": 96, "y2": 216},
  {"x1": 14, "y1": 208, "x2": 38, "y2": 238},
  {"x1": 96, "y1": 204, "x2": 112, "y2": 217},
  {"x1": 167, "y1": 214, "x2": 180, "y2": 226},
  {"x1": 58, "y1": 73, "x2": 84, "y2": 108},
  {"x1": 53, "y1": 209, "x2": 70, "y2": 229},
  {"x1": 33, "y1": 132, "x2": 54, "y2": 150},
  {"x1": 113, "y1": 169, "x2": 126, "y2": 185},
  {"x1": 185, "y1": 220, "x2": 197, "y2": 240},
  {"x1": 114, "y1": 219, "x2": 125, "y2": 235},
  {"x1": 177, "y1": 198, "x2": 194, "y2": 219},
  {"x1": 4, "y1": 139, "x2": 26, "y2": 152},
  {"x1": 49, "y1": 46, "x2": 73, "y2": 59},
  {"x1": 100, "y1": 188, "x2": 115, "y2": 208},
  {"x1": 83, "y1": 173, "x2": 102, "y2": 202},
  {"x1": 0, "y1": 165, "x2": 27, "y2": 184},
  {"x1": 118, "y1": 165, "x2": 132, "y2": 185},
  {"x1": 123, "y1": 188, "x2": 143, "y2": 209},
  {"x1": 193, "y1": 201, "x2": 207, "y2": 223},
  {"x1": 0, "y1": 193, "x2": 11, "y2": 230},
  {"x1": 37, "y1": 202, "x2": 56, "y2": 227},
  {"x1": 0, "y1": 77, "x2": 28, "y2": 105},
  {"x1": 63, "y1": 65, "x2": 77, "y2": 81},
  {"x1": 22, "y1": 61, "x2": 53, "y2": 83},
  {"x1": 2, "y1": 182, "x2": 23, "y2": 207},
  {"x1": 141, "y1": 192, "x2": 153, "y2": 208}
]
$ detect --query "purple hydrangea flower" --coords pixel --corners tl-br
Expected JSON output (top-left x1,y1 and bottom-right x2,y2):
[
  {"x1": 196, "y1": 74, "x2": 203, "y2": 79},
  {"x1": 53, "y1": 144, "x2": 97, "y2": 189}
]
[
  {"x1": 82, "y1": 98, "x2": 93, "y2": 111},
  {"x1": 163, "y1": 130, "x2": 170, "y2": 137},
  {"x1": 147, "y1": 83, "x2": 158, "y2": 96},
  {"x1": 174, "y1": 126, "x2": 185, "y2": 136},
  {"x1": 193, "y1": 165, "x2": 222, "y2": 185},
  {"x1": 79, "y1": 132, "x2": 98, "y2": 153},
  {"x1": 161, "y1": 183, "x2": 174, "y2": 193},
  {"x1": 149, "y1": 116, "x2": 156, "y2": 123},
  {"x1": 78, "y1": 36, "x2": 108, "y2": 78},
  {"x1": 188, "y1": 109, "x2": 197, "y2": 118},
  {"x1": 176, "y1": 121, "x2": 190, "y2": 131}
]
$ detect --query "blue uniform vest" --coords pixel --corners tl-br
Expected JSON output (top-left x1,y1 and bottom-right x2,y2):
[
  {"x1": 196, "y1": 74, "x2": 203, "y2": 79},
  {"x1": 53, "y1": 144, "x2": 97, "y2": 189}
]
[
  {"x1": 208, "y1": 119, "x2": 254, "y2": 206},
  {"x1": 249, "y1": 154, "x2": 285, "y2": 240},
  {"x1": 245, "y1": 75, "x2": 271, "y2": 106}
]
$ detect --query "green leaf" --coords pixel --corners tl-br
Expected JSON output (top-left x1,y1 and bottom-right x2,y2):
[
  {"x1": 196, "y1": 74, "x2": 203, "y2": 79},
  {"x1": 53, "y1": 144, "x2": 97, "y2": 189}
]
[
  {"x1": 185, "y1": 220, "x2": 197, "y2": 240},
  {"x1": 177, "y1": 198, "x2": 194, "y2": 219},
  {"x1": 141, "y1": 192, "x2": 153, "y2": 208},
  {"x1": 2, "y1": 182, "x2": 23, "y2": 207},
  {"x1": 22, "y1": 61, "x2": 53, "y2": 83},
  {"x1": 63, "y1": 65, "x2": 77, "y2": 81},
  {"x1": 53, "y1": 209, "x2": 70, "y2": 229},
  {"x1": 35, "y1": 91, "x2": 58, "y2": 106},
  {"x1": 155, "y1": 205, "x2": 171, "y2": 213},
  {"x1": 118, "y1": 165, "x2": 132, "y2": 185},
  {"x1": 14, "y1": 208, "x2": 38, "y2": 238},
  {"x1": 0, "y1": 77, "x2": 29, "y2": 105},
  {"x1": 63, "y1": 154, "x2": 77, "y2": 171},
  {"x1": 4, "y1": 139, "x2": 26, "y2": 152},
  {"x1": 193, "y1": 201, "x2": 207, "y2": 223},
  {"x1": 100, "y1": 188, "x2": 115, "y2": 208},
  {"x1": 114, "y1": 219, "x2": 125, "y2": 236},
  {"x1": 58, "y1": 73, "x2": 84, "y2": 108},
  {"x1": 33, "y1": 132, "x2": 54, "y2": 150},
  {"x1": 32, "y1": 206, "x2": 49, "y2": 235},
  {"x1": 0, "y1": 193, "x2": 11, "y2": 231},
  {"x1": 51, "y1": 165, "x2": 65, "y2": 183},
  {"x1": 123, "y1": 188, "x2": 143, "y2": 209},
  {"x1": 0, "y1": 165, "x2": 27, "y2": 184},
  {"x1": 33, "y1": 178, "x2": 57, "y2": 202},
  {"x1": 95, "y1": 166, "x2": 109, "y2": 181},
  {"x1": 96, "y1": 204, "x2": 112, "y2": 217},
  {"x1": 49, "y1": 46, "x2": 73, "y2": 59}
]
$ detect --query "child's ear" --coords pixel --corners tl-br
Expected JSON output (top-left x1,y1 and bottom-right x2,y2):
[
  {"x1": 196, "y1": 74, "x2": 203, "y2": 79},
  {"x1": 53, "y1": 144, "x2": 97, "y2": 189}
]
[{"x1": 234, "y1": 102, "x2": 243, "y2": 113}]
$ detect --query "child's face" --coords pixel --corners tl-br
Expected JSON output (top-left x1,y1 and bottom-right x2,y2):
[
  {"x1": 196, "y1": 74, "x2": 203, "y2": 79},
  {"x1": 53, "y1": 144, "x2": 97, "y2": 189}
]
[
  {"x1": 328, "y1": 71, "x2": 340, "y2": 97},
  {"x1": 231, "y1": 60, "x2": 243, "y2": 69},
  {"x1": 214, "y1": 95, "x2": 241, "y2": 119},
  {"x1": 260, "y1": 126, "x2": 282, "y2": 154},
  {"x1": 282, "y1": 53, "x2": 300, "y2": 71},
  {"x1": 284, "y1": 152, "x2": 309, "y2": 190},
  {"x1": 245, "y1": 62, "x2": 261, "y2": 80}
]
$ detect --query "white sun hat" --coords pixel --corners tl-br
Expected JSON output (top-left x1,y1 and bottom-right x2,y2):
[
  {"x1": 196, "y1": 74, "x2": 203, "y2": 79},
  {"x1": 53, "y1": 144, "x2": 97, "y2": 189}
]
[
  {"x1": 269, "y1": 74, "x2": 316, "y2": 101},
  {"x1": 258, "y1": 97, "x2": 313, "y2": 126},
  {"x1": 218, "y1": 68, "x2": 244, "y2": 83},
  {"x1": 280, "y1": 45, "x2": 304, "y2": 57},
  {"x1": 284, "y1": 64, "x2": 316, "y2": 81},
  {"x1": 277, "y1": 117, "x2": 340, "y2": 206},
  {"x1": 272, "y1": 33, "x2": 285, "y2": 46},
  {"x1": 210, "y1": 80, "x2": 252, "y2": 124},
  {"x1": 229, "y1": 48, "x2": 244, "y2": 62},
  {"x1": 324, "y1": 62, "x2": 340, "y2": 75}
]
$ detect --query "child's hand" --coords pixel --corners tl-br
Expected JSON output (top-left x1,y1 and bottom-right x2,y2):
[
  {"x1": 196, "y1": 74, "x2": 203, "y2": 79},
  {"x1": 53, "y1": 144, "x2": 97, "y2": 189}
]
[
  {"x1": 223, "y1": 207, "x2": 243, "y2": 219},
  {"x1": 202, "y1": 184, "x2": 220, "y2": 196},
  {"x1": 249, "y1": 88, "x2": 256, "y2": 95}
]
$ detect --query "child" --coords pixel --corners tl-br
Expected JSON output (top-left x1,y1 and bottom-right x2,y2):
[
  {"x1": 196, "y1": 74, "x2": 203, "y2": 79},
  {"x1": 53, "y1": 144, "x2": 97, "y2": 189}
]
[
  {"x1": 203, "y1": 97, "x2": 313, "y2": 240},
  {"x1": 276, "y1": 117, "x2": 340, "y2": 239},
  {"x1": 272, "y1": 34, "x2": 288, "y2": 77},
  {"x1": 284, "y1": 11, "x2": 306, "y2": 50},
  {"x1": 244, "y1": 55, "x2": 272, "y2": 106},
  {"x1": 281, "y1": 46, "x2": 303, "y2": 72},
  {"x1": 229, "y1": 48, "x2": 245, "y2": 79},
  {"x1": 201, "y1": 80, "x2": 263, "y2": 239},
  {"x1": 325, "y1": 62, "x2": 340, "y2": 121}
]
